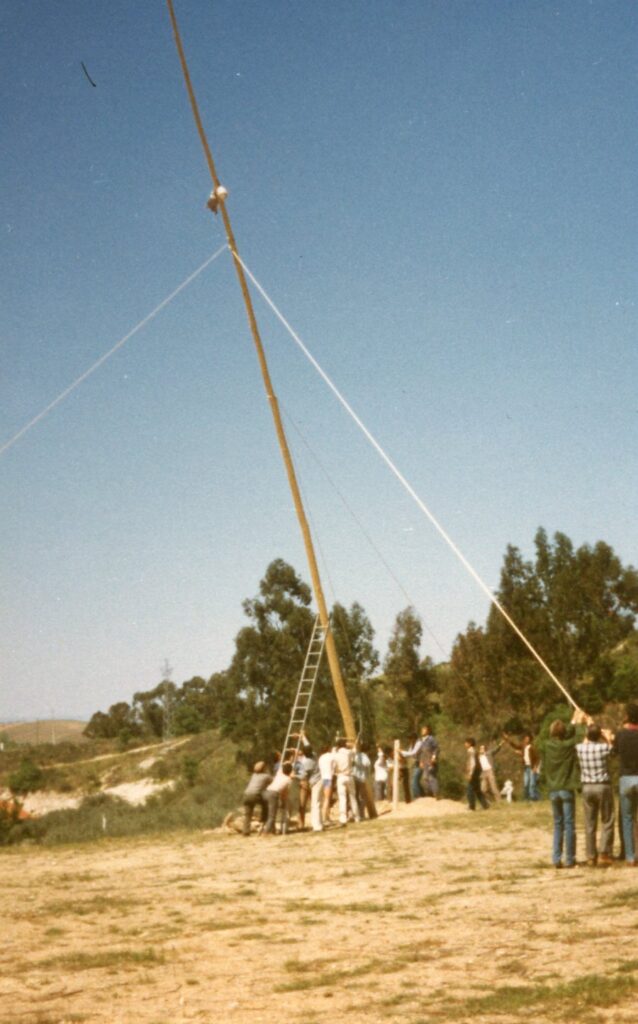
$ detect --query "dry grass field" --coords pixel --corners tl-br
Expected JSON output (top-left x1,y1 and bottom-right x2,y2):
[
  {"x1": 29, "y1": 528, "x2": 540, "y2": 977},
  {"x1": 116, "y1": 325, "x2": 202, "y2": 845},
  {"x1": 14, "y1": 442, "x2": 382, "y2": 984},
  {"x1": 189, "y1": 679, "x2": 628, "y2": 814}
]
[{"x1": 3, "y1": 798, "x2": 638, "y2": 1024}]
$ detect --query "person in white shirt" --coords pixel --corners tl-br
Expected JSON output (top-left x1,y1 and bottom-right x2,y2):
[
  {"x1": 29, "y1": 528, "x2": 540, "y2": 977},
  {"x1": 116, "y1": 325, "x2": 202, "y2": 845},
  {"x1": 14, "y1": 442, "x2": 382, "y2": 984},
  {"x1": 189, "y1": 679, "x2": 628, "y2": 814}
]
[
  {"x1": 318, "y1": 744, "x2": 337, "y2": 824},
  {"x1": 298, "y1": 732, "x2": 324, "y2": 833},
  {"x1": 478, "y1": 742, "x2": 501, "y2": 802},
  {"x1": 263, "y1": 762, "x2": 293, "y2": 834},
  {"x1": 401, "y1": 733, "x2": 425, "y2": 799},
  {"x1": 374, "y1": 745, "x2": 389, "y2": 801},
  {"x1": 335, "y1": 739, "x2": 361, "y2": 825}
]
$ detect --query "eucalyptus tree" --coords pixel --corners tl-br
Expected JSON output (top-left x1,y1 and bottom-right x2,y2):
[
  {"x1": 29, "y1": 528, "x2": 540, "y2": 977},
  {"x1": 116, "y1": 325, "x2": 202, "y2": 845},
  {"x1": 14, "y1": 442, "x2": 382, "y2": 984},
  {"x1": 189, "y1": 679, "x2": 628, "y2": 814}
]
[{"x1": 444, "y1": 528, "x2": 638, "y2": 729}]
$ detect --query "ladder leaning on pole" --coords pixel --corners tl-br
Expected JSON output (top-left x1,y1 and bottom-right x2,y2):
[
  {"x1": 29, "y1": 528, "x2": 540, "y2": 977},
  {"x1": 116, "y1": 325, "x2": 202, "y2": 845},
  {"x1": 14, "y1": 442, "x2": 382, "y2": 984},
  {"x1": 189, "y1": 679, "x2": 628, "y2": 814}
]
[{"x1": 281, "y1": 616, "x2": 328, "y2": 764}]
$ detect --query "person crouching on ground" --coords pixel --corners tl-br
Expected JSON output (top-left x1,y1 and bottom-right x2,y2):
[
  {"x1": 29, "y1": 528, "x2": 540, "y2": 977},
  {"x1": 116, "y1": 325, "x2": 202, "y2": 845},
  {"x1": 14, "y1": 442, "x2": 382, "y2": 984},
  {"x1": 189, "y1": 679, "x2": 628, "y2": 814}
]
[
  {"x1": 263, "y1": 761, "x2": 293, "y2": 835},
  {"x1": 543, "y1": 709, "x2": 589, "y2": 868},
  {"x1": 242, "y1": 760, "x2": 272, "y2": 836}
]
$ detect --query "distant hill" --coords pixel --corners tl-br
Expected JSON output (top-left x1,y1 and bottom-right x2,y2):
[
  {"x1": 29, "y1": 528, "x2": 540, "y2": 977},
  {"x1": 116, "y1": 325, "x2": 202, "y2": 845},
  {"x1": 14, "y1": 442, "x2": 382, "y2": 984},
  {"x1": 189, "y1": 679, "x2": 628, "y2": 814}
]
[{"x1": 0, "y1": 720, "x2": 88, "y2": 746}]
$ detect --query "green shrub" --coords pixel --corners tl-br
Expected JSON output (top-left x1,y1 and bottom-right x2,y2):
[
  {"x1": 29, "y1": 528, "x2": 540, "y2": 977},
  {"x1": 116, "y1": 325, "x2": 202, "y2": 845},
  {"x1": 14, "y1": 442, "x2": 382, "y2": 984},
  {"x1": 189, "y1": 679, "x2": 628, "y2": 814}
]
[
  {"x1": 8, "y1": 758, "x2": 44, "y2": 795},
  {"x1": 0, "y1": 801, "x2": 24, "y2": 846},
  {"x1": 181, "y1": 756, "x2": 199, "y2": 787},
  {"x1": 151, "y1": 759, "x2": 170, "y2": 781},
  {"x1": 437, "y1": 759, "x2": 465, "y2": 801},
  {"x1": 12, "y1": 730, "x2": 245, "y2": 847},
  {"x1": 610, "y1": 657, "x2": 638, "y2": 703}
]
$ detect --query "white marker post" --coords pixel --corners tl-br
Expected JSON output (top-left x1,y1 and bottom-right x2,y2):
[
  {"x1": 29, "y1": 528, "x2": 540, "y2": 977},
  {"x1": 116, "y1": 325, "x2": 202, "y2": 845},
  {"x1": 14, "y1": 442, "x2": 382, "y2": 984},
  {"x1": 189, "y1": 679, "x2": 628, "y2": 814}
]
[{"x1": 392, "y1": 739, "x2": 400, "y2": 812}]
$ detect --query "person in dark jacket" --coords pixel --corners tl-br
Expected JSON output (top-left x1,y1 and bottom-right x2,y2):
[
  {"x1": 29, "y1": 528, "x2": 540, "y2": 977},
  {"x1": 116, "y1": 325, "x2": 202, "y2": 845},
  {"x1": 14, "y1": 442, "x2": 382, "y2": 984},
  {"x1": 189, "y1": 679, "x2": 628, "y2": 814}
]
[
  {"x1": 543, "y1": 709, "x2": 589, "y2": 868},
  {"x1": 613, "y1": 703, "x2": 638, "y2": 865},
  {"x1": 464, "y1": 738, "x2": 488, "y2": 811}
]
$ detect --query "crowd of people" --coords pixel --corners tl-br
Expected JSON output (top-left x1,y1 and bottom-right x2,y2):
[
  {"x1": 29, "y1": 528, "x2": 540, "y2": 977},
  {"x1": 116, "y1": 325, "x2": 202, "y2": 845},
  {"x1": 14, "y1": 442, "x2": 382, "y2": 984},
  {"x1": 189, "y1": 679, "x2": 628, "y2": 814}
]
[
  {"x1": 239, "y1": 728, "x2": 440, "y2": 837},
  {"x1": 238, "y1": 704, "x2": 638, "y2": 868},
  {"x1": 541, "y1": 703, "x2": 638, "y2": 868}
]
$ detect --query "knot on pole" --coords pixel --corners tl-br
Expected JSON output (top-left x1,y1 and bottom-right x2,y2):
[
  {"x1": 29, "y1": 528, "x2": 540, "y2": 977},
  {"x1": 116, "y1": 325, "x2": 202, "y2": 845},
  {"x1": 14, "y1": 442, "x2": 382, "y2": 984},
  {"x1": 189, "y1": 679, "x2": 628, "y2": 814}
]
[{"x1": 206, "y1": 184, "x2": 229, "y2": 215}]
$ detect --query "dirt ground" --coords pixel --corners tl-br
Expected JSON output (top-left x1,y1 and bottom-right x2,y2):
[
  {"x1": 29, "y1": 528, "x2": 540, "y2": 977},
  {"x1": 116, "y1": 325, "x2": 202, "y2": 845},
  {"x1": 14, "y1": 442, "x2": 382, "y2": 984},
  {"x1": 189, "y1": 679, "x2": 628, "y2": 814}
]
[{"x1": 3, "y1": 798, "x2": 638, "y2": 1024}]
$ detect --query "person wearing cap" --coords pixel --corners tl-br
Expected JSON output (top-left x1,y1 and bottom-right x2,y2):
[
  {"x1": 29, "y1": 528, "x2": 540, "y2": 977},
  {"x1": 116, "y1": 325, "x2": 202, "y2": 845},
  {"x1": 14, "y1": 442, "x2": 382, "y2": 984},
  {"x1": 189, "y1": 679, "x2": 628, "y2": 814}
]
[{"x1": 241, "y1": 761, "x2": 272, "y2": 837}]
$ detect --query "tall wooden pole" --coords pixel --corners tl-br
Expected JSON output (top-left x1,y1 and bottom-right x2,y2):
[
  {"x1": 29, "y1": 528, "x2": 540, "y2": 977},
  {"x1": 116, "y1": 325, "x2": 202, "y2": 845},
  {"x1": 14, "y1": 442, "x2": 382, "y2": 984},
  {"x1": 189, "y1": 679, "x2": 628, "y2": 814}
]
[{"x1": 167, "y1": 1, "x2": 356, "y2": 740}]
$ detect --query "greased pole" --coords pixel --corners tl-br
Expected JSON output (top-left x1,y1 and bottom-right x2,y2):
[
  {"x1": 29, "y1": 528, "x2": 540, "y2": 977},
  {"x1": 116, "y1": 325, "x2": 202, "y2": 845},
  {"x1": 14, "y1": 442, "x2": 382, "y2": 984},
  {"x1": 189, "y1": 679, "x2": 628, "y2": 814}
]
[{"x1": 166, "y1": 1, "x2": 356, "y2": 741}]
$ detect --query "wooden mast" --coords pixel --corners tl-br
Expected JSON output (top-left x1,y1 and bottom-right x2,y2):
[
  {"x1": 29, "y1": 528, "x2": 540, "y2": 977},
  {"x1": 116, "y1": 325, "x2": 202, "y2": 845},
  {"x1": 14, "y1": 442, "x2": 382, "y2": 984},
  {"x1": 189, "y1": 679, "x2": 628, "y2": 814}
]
[{"x1": 166, "y1": 0, "x2": 356, "y2": 740}]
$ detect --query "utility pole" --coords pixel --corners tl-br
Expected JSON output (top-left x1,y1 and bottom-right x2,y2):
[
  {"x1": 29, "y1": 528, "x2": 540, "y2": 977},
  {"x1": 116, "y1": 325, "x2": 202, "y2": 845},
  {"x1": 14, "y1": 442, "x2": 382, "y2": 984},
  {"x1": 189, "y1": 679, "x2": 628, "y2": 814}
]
[{"x1": 166, "y1": 0, "x2": 356, "y2": 740}]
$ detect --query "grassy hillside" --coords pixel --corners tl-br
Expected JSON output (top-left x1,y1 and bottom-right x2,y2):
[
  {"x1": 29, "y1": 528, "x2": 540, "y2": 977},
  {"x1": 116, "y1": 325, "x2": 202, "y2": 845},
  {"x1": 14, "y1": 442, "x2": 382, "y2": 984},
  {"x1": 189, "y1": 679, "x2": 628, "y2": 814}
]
[{"x1": 0, "y1": 729, "x2": 245, "y2": 845}]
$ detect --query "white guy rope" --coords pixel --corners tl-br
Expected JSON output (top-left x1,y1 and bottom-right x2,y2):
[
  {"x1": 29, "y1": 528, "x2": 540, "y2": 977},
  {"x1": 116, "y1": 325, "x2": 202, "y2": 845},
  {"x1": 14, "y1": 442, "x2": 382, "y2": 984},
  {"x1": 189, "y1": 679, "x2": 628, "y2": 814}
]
[
  {"x1": 235, "y1": 251, "x2": 579, "y2": 709},
  {"x1": 282, "y1": 403, "x2": 448, "y2": 658},
  {"x1": 0, "y1": 245, "x2": 228, "y2": 458}
]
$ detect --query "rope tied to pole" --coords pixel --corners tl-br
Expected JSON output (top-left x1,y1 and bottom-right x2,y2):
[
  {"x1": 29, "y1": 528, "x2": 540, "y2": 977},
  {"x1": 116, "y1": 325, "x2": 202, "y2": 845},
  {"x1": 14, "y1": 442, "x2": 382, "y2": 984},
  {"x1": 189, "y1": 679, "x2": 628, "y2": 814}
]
[{"x1": 232, "y1": 252, "x2": 583, "y2": 713}]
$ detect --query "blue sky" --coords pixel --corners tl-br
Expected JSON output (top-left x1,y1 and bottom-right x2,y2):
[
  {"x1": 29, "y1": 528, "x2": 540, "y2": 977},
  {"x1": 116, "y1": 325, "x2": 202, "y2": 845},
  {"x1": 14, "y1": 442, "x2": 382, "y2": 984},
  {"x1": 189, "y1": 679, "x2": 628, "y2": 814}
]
[{"x1": 1, "y1": 1, "x2": 636, "y2": 723}]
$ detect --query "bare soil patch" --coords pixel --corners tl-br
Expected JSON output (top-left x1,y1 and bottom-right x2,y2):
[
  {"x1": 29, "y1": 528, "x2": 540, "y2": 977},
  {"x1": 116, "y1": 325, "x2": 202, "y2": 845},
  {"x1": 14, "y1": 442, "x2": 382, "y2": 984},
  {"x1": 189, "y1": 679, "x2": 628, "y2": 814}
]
[{"x1": 3, "y1": 799, "x2": 637, "y2": 1024}]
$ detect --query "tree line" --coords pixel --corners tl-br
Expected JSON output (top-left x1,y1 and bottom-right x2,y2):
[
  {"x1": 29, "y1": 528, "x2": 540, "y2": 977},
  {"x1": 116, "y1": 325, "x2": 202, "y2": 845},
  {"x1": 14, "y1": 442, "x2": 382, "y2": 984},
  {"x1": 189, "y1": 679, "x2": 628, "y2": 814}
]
[{"x1": 85, "y1": 529, "x2": 638, "y2": 763}]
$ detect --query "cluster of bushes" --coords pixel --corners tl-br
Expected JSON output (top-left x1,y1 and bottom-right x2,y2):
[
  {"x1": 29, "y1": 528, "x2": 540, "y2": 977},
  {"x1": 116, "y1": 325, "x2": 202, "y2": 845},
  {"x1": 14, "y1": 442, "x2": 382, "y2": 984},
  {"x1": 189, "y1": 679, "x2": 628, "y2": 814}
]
[
  {"x1": 0, "y1": 732, "x2": 244, "y2": 848},
  {"x1": 17, "y1": 780, "x2": 238, "y2": 846}
]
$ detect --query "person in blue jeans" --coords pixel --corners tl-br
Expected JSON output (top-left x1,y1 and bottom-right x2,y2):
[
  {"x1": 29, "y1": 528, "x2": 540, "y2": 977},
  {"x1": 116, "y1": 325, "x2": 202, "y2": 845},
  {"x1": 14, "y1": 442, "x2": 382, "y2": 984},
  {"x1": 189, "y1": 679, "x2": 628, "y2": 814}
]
[
  {"x1": 613, "y1": 703, "x2": 638, "y2": 865},
  {"x1": 401, "y1": 734, "x2": 424, "y2": 800},
  {"x1": 543, "y1": 709, "x2": 589, "y2": 868},
  {"x1": 502, "y1": 732, "x2": 541, "y2": 801}
]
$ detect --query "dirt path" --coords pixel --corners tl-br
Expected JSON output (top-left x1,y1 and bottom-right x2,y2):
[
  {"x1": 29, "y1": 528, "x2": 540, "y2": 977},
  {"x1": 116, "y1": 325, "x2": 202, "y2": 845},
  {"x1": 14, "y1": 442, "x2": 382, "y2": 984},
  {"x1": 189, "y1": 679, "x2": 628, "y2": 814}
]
[
  {"x1": 47, "y1": 736, "x2": 190, "y2": 770},
  {"x1": 3, "y1": 799, "x2": 637, "y2": 1024}
]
